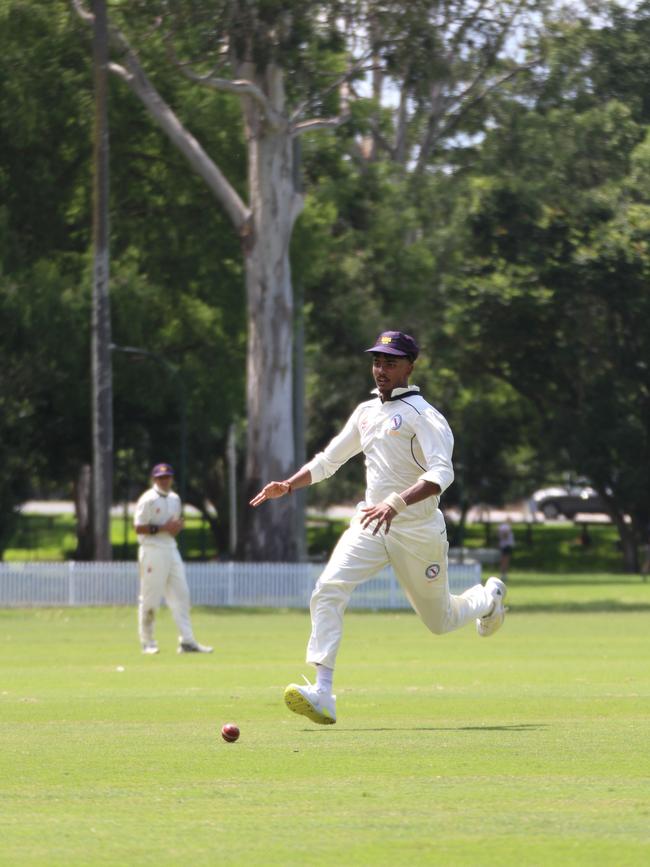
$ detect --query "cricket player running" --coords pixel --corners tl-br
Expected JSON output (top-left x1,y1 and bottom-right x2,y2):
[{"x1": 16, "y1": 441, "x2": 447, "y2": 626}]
[
  {"x1": 250, "y1": 331, "x2": 506, "y2": 725},
  {"x1": 134, "y1": 463, "x2": 213, "y2": 655}
]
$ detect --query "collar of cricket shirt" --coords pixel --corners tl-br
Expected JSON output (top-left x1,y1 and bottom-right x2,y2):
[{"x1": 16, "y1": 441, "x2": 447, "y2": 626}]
[
  {"x1": 371, "y1": 385, "x2": 421, "y2": 402},
  {"x1": 153, "y1": 484, "x2": 170, "y2": 497}
]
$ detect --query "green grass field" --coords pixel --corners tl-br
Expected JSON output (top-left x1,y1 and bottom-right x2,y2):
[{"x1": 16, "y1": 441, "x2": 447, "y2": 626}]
[{"x1": 1, "y1": 575, "x2": 650, "y2": 866}]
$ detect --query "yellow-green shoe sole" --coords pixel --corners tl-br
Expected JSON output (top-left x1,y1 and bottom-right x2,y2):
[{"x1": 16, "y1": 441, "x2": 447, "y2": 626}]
[{"x1": 284, "y1": 685, "x2": 336, "y2": 725}]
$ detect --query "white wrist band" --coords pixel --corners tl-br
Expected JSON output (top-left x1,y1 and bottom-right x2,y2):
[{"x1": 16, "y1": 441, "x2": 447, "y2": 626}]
[{"x1": 384, "y1": 492, "x2": 407, "y2": 514}]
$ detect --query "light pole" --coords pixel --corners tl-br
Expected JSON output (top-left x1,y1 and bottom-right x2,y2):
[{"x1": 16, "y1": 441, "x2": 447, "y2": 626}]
[{"x1": 91, "y1": 0, "x2": 113, "y2": 561}]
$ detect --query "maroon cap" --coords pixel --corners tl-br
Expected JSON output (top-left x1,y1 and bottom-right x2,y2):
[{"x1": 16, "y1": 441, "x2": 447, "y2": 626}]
[
  {"x1": 151, "y1": 463, "x2": 174, "y2": 478},
  {"x1": 365, "y1": 331, "x2": 419, "y2": 359}
]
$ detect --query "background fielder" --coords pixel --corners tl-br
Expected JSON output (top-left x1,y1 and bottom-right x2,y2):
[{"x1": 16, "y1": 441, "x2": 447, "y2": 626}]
[
  {"x1": 251, "y1": 330, "x2": 507, "y2": 725},
  {"x1": 134, "y1": 463, "x2": 213, "y2": 655}
]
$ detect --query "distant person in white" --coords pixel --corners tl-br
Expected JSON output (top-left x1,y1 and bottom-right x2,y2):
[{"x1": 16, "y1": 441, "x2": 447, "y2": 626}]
[
  {"x1": 134, "y1": 463, "x2": 212, "y2": 655},
  {"x1": 497, "y1": 518, "x2": 515, "y2": 581},
  {"x1": 251, "y1": 330, "x2": 507, "y2": 726}
]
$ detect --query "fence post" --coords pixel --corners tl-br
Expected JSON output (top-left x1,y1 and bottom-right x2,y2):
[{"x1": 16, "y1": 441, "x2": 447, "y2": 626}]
[
  {"x1": 68, "y1": 561, "x2": 76, "y2": 606},
  {"x1": 389, "y1": 568, "x2": 397, "y2": 609},
  {"x1": 227, "y1": 561, "x2": 235, "y2": 606}
]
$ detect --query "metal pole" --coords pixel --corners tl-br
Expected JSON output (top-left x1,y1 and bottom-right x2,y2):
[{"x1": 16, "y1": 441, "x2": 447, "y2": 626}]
[
  {"x1": 292, "y1": 139, "x2": 307, "y2": 562},
  {"x1": 177, "y1": 376, "x2": 187, "y2": 506},
  {"x1": 91, "y1": 0, "x2": 113, "y2": 561},
  {"x1": 227, "y1": 423, "x2": 237, "y2": 556},
  {"x1": 293, "y1": 283, "x2": 307, "y2": 562}
]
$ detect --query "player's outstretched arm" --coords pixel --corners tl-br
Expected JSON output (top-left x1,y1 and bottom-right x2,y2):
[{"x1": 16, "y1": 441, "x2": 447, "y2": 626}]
[
  {"x1": 249, "y1": 481, "x2": 291, "y2": 506},
  {"x1": 249, "y1": 467, "x2": 312, "y2": 507}
]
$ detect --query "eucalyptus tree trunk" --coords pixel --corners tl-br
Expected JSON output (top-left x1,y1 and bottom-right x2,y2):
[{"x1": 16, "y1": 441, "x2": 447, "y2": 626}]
[{"x1": 241, "y1": 65, "x2": 302, "y2": 561}]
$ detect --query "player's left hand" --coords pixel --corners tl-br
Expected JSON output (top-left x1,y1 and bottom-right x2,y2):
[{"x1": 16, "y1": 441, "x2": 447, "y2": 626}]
[{"x1": 360, "y1": 503, "x2": 397, "y2": 535}]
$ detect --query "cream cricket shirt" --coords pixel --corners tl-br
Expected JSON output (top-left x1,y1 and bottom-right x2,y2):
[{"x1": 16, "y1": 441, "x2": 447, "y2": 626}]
[
  {"x1": 306, "y1": 386, "x2": 454, "y2": 522},
  {"x1": 134, "y1": 486, "x2": 182, "y2": 548}
]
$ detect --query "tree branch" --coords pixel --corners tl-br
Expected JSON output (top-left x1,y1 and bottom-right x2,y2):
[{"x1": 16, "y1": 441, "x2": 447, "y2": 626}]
[
  {"x1": 293, "y1": 116, "x2": 349, "y2": 136},
  {"x1": 365, "y1": 124, "x2": 396, "y2": 161},
  {"x1": 164, "y1": 36, "x2": 284, "y2": 131},
  {"x1": 71, "y1": 0, "x2": 92, "y2": 24},
  {"x1": 290, "y1": 54, "x2": 374, "y2": 124},
  {"x1": 71, "y1": 0, "x2": 251, "y2": 233},
  {"x1": 415, "y1": 56, "x2": 542, "y2": 173}
]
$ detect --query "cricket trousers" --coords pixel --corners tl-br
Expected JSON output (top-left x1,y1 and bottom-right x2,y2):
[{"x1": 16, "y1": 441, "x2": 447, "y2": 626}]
[
  {"x1": 138, "y1": 545, "x2": 195, "y2": 646},
  {"x1": 307, "y1": 509, "x2": 493, "y2": 669}
]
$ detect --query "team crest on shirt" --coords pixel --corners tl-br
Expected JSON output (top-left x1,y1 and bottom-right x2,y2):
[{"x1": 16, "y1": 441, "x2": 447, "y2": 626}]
[
  {"x1": 425, "y1": 563, "x2": 440, "y2": 581},
  {"x1": 389, "y1": 413, "x2": 402, "y2": 433}
]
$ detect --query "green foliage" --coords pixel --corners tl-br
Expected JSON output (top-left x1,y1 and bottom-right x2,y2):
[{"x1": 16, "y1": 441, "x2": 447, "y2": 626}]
[
  {"x1": 459, "y1": 520, "x2": 625, "y2": 574},
  {"x1": 118, "y1": 1, "x2": 353, "y2": 108},
  {"x1": 436, "y1": 12, "x2": 650, "y2": 558},
  {"x1": 0, "y1": 258, "x2": 92, "y2": 543},
  {"x1": 3, "y1": 512, "x2": 219, "y2": 562},
  {"x1": 0, "y1": 0, "x2": 249, "y2": 553},
  {"x1": 3, "y1": 0, "x2": 650, "y2": 568},
  {"x1": 443, "y1": 383, "x2": 541, "y2": 509},
  {"x1": 4, "y1": 510, "x2": 634, "y2": 576},
  {"x1": 0, "y1": 0, "x2": 93, "y2": 266}
]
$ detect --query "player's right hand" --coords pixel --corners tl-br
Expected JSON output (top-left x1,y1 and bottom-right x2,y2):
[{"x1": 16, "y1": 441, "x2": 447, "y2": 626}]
[
  {"x1": 162, "y1": 517, "x2": 184, "y2": 536},
  {"x1": 249, "y1": 481, "x2": 291, "y2": 507},
  {"x1": 360, "y1": 503, "x2": 397, "y2": 535}
]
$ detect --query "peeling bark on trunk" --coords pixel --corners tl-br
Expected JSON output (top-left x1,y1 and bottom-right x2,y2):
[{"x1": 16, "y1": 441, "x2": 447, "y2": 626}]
[{"x1": 241, "y1": 70, "x2": 303, "y2": 560}]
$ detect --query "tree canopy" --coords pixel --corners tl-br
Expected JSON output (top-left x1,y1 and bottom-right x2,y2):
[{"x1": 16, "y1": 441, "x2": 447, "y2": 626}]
[{"x1": 1, "y1": 0, "x2": 649, "y2": 570}]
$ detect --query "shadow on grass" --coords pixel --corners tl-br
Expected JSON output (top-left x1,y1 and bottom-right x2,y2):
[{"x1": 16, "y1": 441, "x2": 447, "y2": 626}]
[
  {"x1": 304, "y1": 723, "x2": 548, "y2": 733},
  {"x1": 511, "y1": 601, "x2": 650, "y2": 613},
  {"x1": 190, "y1": 602, "x2": 650, "y2": 615},
  {"x1": 509, "y1": 576, "x2": 645, "y2": 586}
]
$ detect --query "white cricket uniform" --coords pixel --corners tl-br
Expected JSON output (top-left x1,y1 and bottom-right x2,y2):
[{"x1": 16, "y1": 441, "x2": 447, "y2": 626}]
[
  {"x1": 304, "y1": 386, "x2": 493, "y2": 669},
  {"x1": 498, "y1": 522, "x2": 515, "y2": 550},
  {"x1": 134, "y1": 485, "x2": 195, "y2": 646}
]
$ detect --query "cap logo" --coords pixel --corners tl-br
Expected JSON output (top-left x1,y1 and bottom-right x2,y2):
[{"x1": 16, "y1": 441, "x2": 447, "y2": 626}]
[{"x1": 365, "y1": 330, "x2": 419, "y2": 359}]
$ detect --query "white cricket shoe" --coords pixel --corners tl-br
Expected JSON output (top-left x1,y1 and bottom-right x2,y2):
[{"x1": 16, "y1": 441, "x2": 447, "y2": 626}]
[
  {"x1": 284, "y1": 677, "x2": 337, "y2": 725},
  {"x1": 476, "y1": 576, "x2": 508, "y2": 637},
  {"x1": 177, "y1": 641, "x2": 213, "y2": 654},
  {"x1": 142, "y1": 642, "x2": 160, "y2": 655}
]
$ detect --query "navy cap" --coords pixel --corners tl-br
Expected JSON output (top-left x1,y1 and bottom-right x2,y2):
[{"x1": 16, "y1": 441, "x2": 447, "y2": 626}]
[
  {"x1": 151, "y1": 463, "x2": 174, "y2": 478},
  {"x1": 365, "y1": 330, "x2": 419, "y2": 360}
]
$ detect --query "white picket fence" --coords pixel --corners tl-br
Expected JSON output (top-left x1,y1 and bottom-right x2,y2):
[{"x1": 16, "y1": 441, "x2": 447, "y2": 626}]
[{"x1": 0, "y1": 560, "x2": 481, "y2": 609}]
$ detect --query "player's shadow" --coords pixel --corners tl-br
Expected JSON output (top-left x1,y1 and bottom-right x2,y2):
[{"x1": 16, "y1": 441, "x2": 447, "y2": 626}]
[{"x1": 304, "y1": 723, "x2": 547, "y2": 733}]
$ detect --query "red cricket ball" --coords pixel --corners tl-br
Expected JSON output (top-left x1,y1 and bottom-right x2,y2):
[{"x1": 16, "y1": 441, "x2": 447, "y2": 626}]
[{"x1": 221, "y1": 723, "x2": 240, "y2": 743}]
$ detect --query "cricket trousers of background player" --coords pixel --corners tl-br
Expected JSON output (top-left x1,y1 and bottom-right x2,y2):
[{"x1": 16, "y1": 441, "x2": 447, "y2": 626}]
[
  {"x1": 138, "y1": 545, "x2": 196, "y2": 646},
  {"x1": 307, "y1": 508, "x2": 494, "y2": 669}
]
